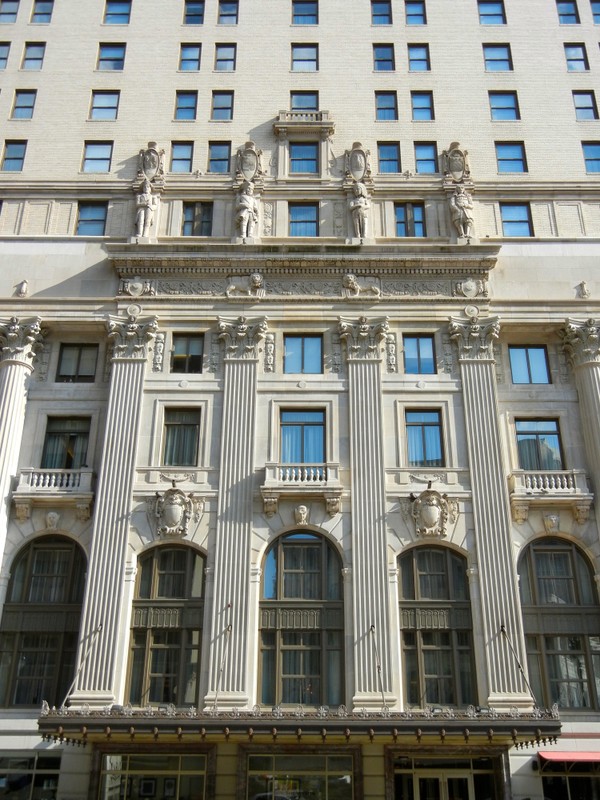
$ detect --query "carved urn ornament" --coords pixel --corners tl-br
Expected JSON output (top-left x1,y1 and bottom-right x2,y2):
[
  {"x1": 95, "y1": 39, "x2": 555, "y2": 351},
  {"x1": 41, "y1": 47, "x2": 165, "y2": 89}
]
[{"x1": 155, "y1": 483, "x2": 198, "y2": 537}]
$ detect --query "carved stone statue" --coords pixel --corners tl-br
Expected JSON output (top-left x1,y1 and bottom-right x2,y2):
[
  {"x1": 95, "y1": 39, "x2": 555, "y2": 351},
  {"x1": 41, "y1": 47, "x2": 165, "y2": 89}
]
[
  {"x1": 235, "y1": 181, "x2": 259, "y2": 239},
  {"x1": 449, "y1": 184, "x2": 474, "y2": 238},
  {"x1": 349, "y1": 181, "x2": 370, "y2": 239},
  {"x1": 135, "y1": 179, "x2": 159, "y2": 238}
]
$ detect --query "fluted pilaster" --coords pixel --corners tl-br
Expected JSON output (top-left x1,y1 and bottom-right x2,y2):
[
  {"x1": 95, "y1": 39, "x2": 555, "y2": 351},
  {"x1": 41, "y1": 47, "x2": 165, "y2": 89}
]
[
  {"x1": 561, "y1": 318, "x2": 600, "y2": 495},
  {"x1": 339, "y1": 316, "x2": 395, "y2": 708},
  {"x1": 449, "y1": 315, "x2": 531, "y2": 708},
  {"x1": 205, "y1": 316, "x2": 266, "y2": 708},
  {"x1": 0, "y1": 317, "x2": 43, "y2": 568},
  {"x1": 71, "y1": 313, "x2": 157, "y2": 707}
]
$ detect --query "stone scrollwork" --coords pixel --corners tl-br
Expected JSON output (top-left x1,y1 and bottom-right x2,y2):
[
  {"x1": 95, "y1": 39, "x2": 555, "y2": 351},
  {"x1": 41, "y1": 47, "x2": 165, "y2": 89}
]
[
  {"x1": 410, "y1": 486, "x2": 458, "y2": 538},
  {"x1": 0, "y1": 316, "x2": 44, "y2": 367},
  {"x1": 155, "y1": 484, "x2": 202, "y2": 538},
  {"x1": 119, "y1": 276, "x2": 156, "y2": 298},
  {"x1": 218, "y1": 315, "x2": 268, "y2": 360},
  {"x1": 454, "y1": 278, "x2": 487, "y2": 299},
  {"x1": 106, "y1": 309, "x2": 158, "y2": 360},
  {"x1": 561, "y1": 318, "x2": 600, "y2": 367},
  {"x1": 338, "y1": 315, "x2": 389, "y2": 360},
  {"x1": 448, "y1": 313, "x2": 500, "y2": 361}
]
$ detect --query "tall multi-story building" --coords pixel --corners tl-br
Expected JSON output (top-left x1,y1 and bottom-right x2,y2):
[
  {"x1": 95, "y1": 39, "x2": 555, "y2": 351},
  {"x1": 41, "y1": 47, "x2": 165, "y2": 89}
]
[{"x1": 0, "y1": 0, "x2": 599, "y2": 798}]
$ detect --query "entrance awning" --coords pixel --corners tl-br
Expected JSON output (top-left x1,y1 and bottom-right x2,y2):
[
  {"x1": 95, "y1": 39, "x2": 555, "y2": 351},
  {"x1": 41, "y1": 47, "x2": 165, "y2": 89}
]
[{"x1": 539, "y1": 751, "x2": 599, "y2": 762}]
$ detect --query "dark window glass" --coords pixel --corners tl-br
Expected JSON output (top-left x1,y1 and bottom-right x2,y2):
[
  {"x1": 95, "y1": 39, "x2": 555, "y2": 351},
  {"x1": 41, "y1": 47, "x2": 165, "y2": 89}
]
[
  {"x1": 170, "y1": 141, "x2": 193, "y2": 172},
  {"x1": 405, "y1": 0, "x2": 426, "y2": 24},
  {"x1": 171, "y1": 335, "x2": 203, "y2": 373},
  {"x1": 175, "y1": 90, "x2": 197, "y2": 120},
  {"x1": 373, "y1": 43, "x2": 395, "y2": 70},
  {"x1": 395, "y1": 202, "x2": 426, "y2": 236},
  {"x1": 293, "y1": 0, "x2": 317, "y2": 23},
  {"x1": 11, "y1": 90, "x2": 36, "y2": 119},
  {"x1": 215, "y1": 42, "x2": 236, "y2": 70},
  {"x1": 41, "y1": 417, "x2": 90, "y2": 469},
  {"x1": 31, "y1": 0, "x2": 52, "y2": 22},
  {"x1": 557, "y1": 0, "x2": 580, "y2": 22},
  {"x1": 582, "y1": 141, "x2": 600, "y2": 172},
  {"x1": 163, "y1": 408, "x2": 200, "y2": 466},
  {"x1": 291, "y1": 91, "x2": 318, "y2": 111},
  {"x1": 22, "y1": 42, "x2": 45, "y2": 69},
  {"x1": 371, "y1": 0, "x2": 392, "y2": 24},
  {"x1": 218, "y1": 0, "x2": 238, "y2": 24},
  {"x1": 378, "y1": 141, "x2": 400, "y2": 172},
  {"x1": 0, "y1": 41, "x2": 9, "y2": 67},
  {"x1": 56, "y1": 344, "x2": 98, "y2": 383},
  {"x1": 208, "y1": 141, "x2": 231, "y2": 173},
  {"x1": 104, "y1": 0, "x2": 131, "y2": 24},
  {"x1": 211, "y1": 90, "x2": 233, "y2": 119},
  {"x1": 515, "y1": 419, "x2": 563, "y2": 470},
  {"x1": 0, "y1": 0, "x2": 18, "y2": 22},
  {"x1": 376, "y1": 91, "x2": 398, "y2": 120},
  {"x1": 184, "y1": 0, "x2": 204, "y2": 23},
  {"x1": 182, "y1": 202, "x2": 213, "y2": 235},
  {"x1": 98, "y1": 43, "x2": 125, "y2": 70},
  {"x1": 1, "y1": 140, "x2": 26, "y2": 171}
]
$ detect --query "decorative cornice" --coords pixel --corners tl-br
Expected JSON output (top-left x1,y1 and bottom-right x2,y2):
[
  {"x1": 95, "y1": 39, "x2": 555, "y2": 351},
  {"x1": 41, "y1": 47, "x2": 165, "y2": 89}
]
[
  {"x1": 561, "y1": 318, "x2": 600, "y2": 367},
  {"x1": 106, "y1": 312, "x2": 158, "y2": 361},
  {"x1": 217, "y1": 316, "x2": 268, "y2": 360},
  {"x1": 448, "y1": 315, "x2": 500, "y2": 361},
  {"x1": 338, "y1": 316, "x2": 389, "y2": 361},
  {"x1": 0, "y1": 316, "x2": 44, "y2": 369}
]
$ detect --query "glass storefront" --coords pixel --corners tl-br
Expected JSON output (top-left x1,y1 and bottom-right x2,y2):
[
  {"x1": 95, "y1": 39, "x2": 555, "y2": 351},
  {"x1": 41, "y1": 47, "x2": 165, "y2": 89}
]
[{"x1": 99, "y1": 754, "x2": 207, "y2": 800}]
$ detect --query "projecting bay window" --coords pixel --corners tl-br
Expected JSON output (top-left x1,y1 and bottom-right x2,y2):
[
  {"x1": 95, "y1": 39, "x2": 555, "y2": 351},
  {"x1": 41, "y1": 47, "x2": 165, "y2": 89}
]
[
  {"x1": 260, "y1": 532, "x2": 343, "y2": 706},
  {"x1": 399, "y1": 547, "x2": 476, "y2": 708},
  {"x1": 128, "y1": 546, "x2": 205, "y2": 707},
  {"x1": 162, "y1": 408, "x2": 200, "y2": 467}
]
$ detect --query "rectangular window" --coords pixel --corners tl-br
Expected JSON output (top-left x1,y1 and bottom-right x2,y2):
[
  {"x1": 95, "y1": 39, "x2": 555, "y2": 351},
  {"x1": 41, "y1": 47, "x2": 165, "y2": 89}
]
[
  {"x1": 1, "y1": 140, "x2": 26, "y2": 171},
  {"x1": 478, "y1": 0, "x2": 506, "y2": 23},
  {"x1": 405, "y1": 0, "x2": 426, "y2": 24},
  {"x1": 218, "y1": 0, "x2": 238, "y2": 24},
  {"x1": 163, "y1": 409, "x2": 200, "y2": 467},
  {"x1": 378, "y1": 141, "x2": 400, "y2": 172},
  {"x1": 175, "y1": 90, "x2": 197, "y2": 120},
  {"x1": 489, "y1": 91, "x2": 520, "y2": 119},
  {"x1": 56, "y1": 344, "x2": 98, "y2": 383},
  {"x1": 408, "y1": 43, "x2": 430, "y2": 70},
  {"x1": 0, "y1": 1, "x2": 18, "y2": 22},
  {"x1": 573, "y1": 90, "x2": 598, "y2": 119},
  {"x1": 76, "y1": 202, "x2": 107, "y2": 235},
  {"x1": 22, "y1": 42, "x2": 45, "y2": 69},
  {"x1": 211, "y1": 90, "x2": 233, "y2": 119},
  {"x1": 98, "y1": 43, "x2": 126, "y2": 70},
  {"x1": 182, "y1": 201, "x2": 213, "y2": 235},
  {"x1": 41, "y1": 417, "x2": 90, "y2": 469},
  {"x1": 557, "y1": 0, "x2": 580, "y2": 22},
  {"x1": 395, "y1": 202, "x2": 426, "y2": 236},
  {"x1": 404, "y1": 335, "x2": 435, "y2": 374},
  {"x1": 284, "y1": 335, "x2": 323, "y2": 374},
  {"x1": 582, "y1": 141, "x2": 600, "y2": 172},
  {"x1": 414, "y1": 141, "x2": 437, "y2": 173},
  {"x1": 500, "y1": 202, "x2": 533, "y2": 236},
  {"x1": 292, "y1": 43, "x2": 318, "y2": 70},
  {"x1": 208, "y1": 140, "x2": 231, "y2": 173},
  {"x1": 515, "y1": 419, "x2": 563, "y2": 470},
  {"x1": 82, "y1": 141, "x2": 112, "y2": 172},
  {"x1": 103, "y1": 0, "x2": 131, "y2": 24},
  {"x1": 171, "y1": 335, "x2": 204, "y2": 373},
  {"x1": 371, "y1": 0, "x2": 392, "y2": 23},
  {"x1": 281, "y1": 410, "x2": 325, "y2": 463},
  {"x1": 483, "y1": 43, "x2": 512, "y2": 70},
  {"x1": 373, "y1": 43, "x2": 395, "y2": 70},
  {"x1": 496, "y1": 141, "x2": 527, "y2": 172},
  {"x1": 592, "y1": 0, "x2": 600, "y2": 21},
  {"x1": 90, "y1": 90, "x2": 119, "y2": 120},
  {"x1": 406, "y1": 410, "x2": 443, "y2": 467},
  {"x1": 184, "y1": 0, "x2": 204, "y2": 23},
  {"x1": 290, "y1": 142, "x2": 318, "y2": 174},
  {"x1": 215, "y1": 42, "x2": 236, "y2": 70},
  {"x1": 170, "y1": 141, "x2": 193, "y2": 172},
  {"x1": 31, "y1": 0, "x2": 52, "y2": 22},
  {"x1": 179, "y1": 43, "x2": 201, "y2": 70},
  {"x1": 293, "y1": 0, "x2": 317, "y2": 23},
  {"x1": 289, "y1": 203, "x2": 318, "y2": 236},
  {"x1": 0, "y1": 41, "x2": 8, "y2": 67},
  {"x1": 375, "y1": 91, "x2": 398, "y2": 120},
  {"x1": 11, "y1": 90, "x2": 36, "y2": 119},
  {"x1": 291, "y1": 91, "x2": 318, "y2": 111},
  {"x1": 565, "y1": 43, "x2": 588, "y2": 69},
  {"x1": 411, "y1": 91, "x2": 434, "y2": 120},
  {"x1": 509, "y1": 346, "x2": 550, "y2": 384}
]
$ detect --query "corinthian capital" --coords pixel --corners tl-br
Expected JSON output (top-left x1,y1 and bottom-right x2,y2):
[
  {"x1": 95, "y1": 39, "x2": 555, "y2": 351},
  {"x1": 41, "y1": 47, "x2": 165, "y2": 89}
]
[
  {"x1": 338, "y1": 315, "x2": 389, "y2": 361},
  {"x1": 0, "y1": 316, "x2": 44, "y2": 368},
  {"x1": 107, "y1": 312, "x2": 158, "y2": 360},
  {"x1": 561, "y1": 318, "x2": 600, "y2": 367},
  {"x1": 218, "y1": 315, "x2": 268, "y2": 360},
  {"x1": 448, "y1": 315, "x2": 500, "y2": 360}
]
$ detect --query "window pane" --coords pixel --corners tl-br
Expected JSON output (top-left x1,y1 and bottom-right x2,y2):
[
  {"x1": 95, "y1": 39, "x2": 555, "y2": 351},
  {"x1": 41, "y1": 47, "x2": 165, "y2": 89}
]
[
  {"x1": 289, "y1": 203, "x2": 318, "y2": 236},
  {"x1": 180, "y1": 43, "x2": 201, "y2": 70},
  {"x1": 500, "y1": 203, "x2": 532, "y2": 235},
  {"x1": 509, "y1": 346, "x2": 550, "y2": 383},
  {"x1": 414, "y1": 142, "x2": 437, "y2": 173},
  {"x1": 98, "y1": 43, "x2": 125, "y2": 69},
  {"x1": 372, "y1": 1, "x2": 392, "y2": 24},
  {"x1": 515, "y1": 419, "x2": 563, "y2": 470},
  {"x1": 163, "y1": 408, "x2": 200, "y2": 466}
]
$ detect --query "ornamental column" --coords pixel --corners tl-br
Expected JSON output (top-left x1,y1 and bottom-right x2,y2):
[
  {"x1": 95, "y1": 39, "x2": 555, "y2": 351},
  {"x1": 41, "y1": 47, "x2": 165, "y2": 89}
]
[
  {"x1": 561, "y1": 319, "x2": 600, "y2": 495},
  {"x1": 70, "y1": 311, "x2": 157, "y2": 708},
  {"x1": 448, "y1": 314, "x2": 531, "y2": 708},
  {"x1": 339, "y1": 315, "x2": 395, "y2": 709},
  {"x1": 0, "y1": 317, "x2": 43, "y2": 580},
  {"x1": 205, "y1": 316, "x2": 266, "y2": 709}
]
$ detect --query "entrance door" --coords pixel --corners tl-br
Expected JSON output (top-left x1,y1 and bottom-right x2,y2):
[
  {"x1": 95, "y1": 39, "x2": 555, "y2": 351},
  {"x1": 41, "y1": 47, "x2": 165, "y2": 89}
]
[{"x1": 417, "y1": 773, "x2": 473, "y2": 800}]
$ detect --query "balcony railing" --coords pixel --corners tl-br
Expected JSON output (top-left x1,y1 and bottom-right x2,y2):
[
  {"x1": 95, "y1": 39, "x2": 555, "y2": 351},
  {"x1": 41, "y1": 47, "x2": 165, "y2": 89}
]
[
  {"x1": 261, "y1": 462, "x2": 342, "y2": 517},
  {"x1": 16, "y1": 469, "x2": 94, "y2": 493},
  {"x1": 273, "y1": 109, "x2": 335, "y2": 137},
  {"x1": 508, "y1": 469, "x2": 593, "y2": 524}
]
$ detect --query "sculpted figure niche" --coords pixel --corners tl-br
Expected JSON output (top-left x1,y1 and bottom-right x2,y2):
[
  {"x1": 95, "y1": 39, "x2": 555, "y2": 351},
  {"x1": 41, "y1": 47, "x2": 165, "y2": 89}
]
[
  {"x1": 235, "y1": 181, "x2": 259, "y2": 240},
  {"x1": 135, "y1": 179, "x2": 159, "y2": 238},
  {"x1": 449, "y1": 184, "x2": 474, "y2": 239},
  {"x1": 349, "y1": 181, "x2": 370, "y2": 240}
]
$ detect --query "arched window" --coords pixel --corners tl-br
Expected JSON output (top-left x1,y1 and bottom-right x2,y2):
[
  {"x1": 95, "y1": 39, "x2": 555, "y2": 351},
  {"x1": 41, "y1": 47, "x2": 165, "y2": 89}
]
[
  {"x1": 0, "y1": 536, "x2": 85, "y2": 707},
  {"x1": 519, "y1": 537, "x2": 600, "y2": 709},
  {"x1": 128, "y1": 546, "x2": 205, "y2": 707},
  {"x1": 399, "y1": 547, "x2": 476, "y2": 707},
  {"x1": 259, "y1": 532, "x2": 343, "y2": 706}
]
